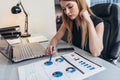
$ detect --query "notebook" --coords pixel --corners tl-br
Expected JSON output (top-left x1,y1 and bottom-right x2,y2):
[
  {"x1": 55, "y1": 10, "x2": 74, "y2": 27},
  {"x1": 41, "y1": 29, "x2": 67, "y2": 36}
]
[{"x1": 0, "y1": 35, "x2": 47, "y2": 63}]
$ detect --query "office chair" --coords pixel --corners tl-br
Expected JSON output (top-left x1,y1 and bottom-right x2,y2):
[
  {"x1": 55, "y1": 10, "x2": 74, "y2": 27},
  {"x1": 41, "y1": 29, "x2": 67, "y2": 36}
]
[{"x1": 91, "y1": 3, "x2": 120, "y2": 64}]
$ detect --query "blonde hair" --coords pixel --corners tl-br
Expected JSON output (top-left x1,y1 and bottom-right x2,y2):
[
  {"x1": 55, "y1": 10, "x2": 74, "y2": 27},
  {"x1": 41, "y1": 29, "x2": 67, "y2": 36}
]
[{"x1": 59, "y1": 0, "x2": 94, "y2": 49}]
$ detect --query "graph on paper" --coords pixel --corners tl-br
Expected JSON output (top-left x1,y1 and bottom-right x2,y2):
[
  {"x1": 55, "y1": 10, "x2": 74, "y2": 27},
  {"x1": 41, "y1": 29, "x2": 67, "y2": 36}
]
[{"x1": 18, "y1": 52, "x2": 106, "y2": 80}]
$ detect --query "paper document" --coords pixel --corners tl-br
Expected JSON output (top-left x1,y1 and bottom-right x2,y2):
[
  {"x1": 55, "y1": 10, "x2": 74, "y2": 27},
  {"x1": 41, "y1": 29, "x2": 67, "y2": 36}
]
[
  {"x1": 27, "y1": 35, "x2": 48, "y2": 43},
  {"x1": 18, "y1": 52, "x2": 106, "y2": 80},
  {"x1": 7, "y1": 38, "x2": 21, "y2": 45}
]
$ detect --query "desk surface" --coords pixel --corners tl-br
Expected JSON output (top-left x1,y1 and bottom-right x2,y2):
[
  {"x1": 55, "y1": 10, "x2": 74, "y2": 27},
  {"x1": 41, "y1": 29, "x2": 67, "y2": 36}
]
[{"x1": 0, "y1": 40, "x2": 120, "y2": 80}]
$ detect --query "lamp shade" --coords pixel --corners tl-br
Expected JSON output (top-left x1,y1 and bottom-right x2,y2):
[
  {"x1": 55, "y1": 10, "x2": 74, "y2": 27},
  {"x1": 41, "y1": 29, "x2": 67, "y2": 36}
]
[{"x1": 11, "y1": 6, "x2": 21, "y2": 14}]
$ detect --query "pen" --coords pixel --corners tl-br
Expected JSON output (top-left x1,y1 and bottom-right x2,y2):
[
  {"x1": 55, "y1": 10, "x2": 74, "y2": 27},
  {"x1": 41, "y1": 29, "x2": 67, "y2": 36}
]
[{"x1": 49, "y1": 47, "x2": 54, "y2": 62}]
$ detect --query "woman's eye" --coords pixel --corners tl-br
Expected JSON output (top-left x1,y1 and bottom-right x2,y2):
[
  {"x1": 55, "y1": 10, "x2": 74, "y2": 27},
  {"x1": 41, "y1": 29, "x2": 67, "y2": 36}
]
[
  {"x1": 62, "y1": 5, "x2": 73, "y2": 12},
  {"x1": 68, "y1": 5, "x2": 73, "y2": 9}
]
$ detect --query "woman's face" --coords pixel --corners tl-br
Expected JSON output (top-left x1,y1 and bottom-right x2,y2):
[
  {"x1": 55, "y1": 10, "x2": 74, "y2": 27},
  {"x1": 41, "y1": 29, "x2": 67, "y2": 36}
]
[{"x1": 60, "y1": 1, "x2": 79, "y2": 20}]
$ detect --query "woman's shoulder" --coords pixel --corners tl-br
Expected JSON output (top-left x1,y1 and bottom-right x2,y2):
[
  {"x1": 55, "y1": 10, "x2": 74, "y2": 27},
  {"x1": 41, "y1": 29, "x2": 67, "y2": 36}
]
[
  {"x1": 90, "y1": 15, "x2": 103, "y2": 21},
  {"x1": 90, "y1": 15, "x2": 103, "y2": 27}
]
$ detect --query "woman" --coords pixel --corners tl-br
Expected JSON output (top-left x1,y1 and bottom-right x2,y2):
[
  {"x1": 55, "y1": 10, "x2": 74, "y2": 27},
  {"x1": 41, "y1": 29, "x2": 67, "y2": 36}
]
[{"x1": 46, "y1": 0, "x2": 104, "y2": 57}]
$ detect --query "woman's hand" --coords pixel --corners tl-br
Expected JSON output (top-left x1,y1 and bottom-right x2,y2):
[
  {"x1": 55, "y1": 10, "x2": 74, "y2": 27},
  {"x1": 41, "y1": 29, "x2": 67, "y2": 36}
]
[
  {"x1": 79, "y1": 9, "x2": 91, "y2": 23},
  {"x1": 45, "y1": 45, "x2": 56, "y2": 55}
]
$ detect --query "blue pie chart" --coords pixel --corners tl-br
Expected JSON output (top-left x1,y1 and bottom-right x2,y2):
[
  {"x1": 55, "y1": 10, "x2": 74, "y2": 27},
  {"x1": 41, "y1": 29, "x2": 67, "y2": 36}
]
[
  {"x1": 56, "y1": 58, "x2": 64, "y2": 62},
  {"x1": 44, "y1": 61, "x2": 53, "y2": 66},
  {"x1": 52, "y1": 71, "x2": 63, "y2": 78},
  {"x1": 66, "y1": 67, "x2": 76, "y2": 73}
]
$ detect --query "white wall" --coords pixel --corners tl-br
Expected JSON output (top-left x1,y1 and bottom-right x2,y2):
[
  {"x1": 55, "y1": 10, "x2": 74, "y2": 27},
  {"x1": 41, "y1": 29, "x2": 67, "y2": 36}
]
[
  {"x1": 86, "y1": 0, "x2": 91, "y2": 7},
  {"x1": 0, "y1": 0, "x2": 56, "y2": 36}
]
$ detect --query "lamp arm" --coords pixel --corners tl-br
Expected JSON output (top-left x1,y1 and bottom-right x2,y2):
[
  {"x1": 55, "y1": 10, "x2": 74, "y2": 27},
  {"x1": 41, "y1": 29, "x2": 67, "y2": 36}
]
[
  {"x1": 19, "y1": 2, "x2": 28, "y2": 17},
  {"x1": 19, "y1": 2, "x2": 30, "y2": 36}
]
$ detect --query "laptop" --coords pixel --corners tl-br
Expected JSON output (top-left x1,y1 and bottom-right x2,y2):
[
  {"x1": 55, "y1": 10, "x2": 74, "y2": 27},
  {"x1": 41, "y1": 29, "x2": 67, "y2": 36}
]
[{"x1": 0, "y1": 35, "x2": 48, "y2": 63}]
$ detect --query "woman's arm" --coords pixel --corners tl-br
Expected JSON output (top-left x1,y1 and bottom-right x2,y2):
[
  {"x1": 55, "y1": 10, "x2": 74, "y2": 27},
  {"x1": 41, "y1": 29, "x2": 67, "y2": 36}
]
[
  {"x1": 80, "y1": 10, "x2": 104, "y2": 56},
  {"x1": 88, "y1": 21, "x2": 104, "y2": 57},
  {"x1": 46, "y1": 22, "x2": 67, "y2": 54}
]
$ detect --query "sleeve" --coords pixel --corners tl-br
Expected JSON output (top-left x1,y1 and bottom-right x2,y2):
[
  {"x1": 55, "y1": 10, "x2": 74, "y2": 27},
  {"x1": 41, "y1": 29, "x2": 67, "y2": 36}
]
[{"x1": 90, "y1": 15, "x2": 103, "y2": 27}]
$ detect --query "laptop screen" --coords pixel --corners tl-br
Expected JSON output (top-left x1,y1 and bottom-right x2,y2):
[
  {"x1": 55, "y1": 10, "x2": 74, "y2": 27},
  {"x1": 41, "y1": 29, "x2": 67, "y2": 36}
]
[{"x1": 0, "y1": 35, "x2": 12, "y2": 60}]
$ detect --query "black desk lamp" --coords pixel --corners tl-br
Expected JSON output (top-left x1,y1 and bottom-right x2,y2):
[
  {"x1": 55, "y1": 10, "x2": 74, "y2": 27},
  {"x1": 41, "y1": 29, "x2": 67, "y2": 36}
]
[{"x1": 11, "y1": 1, "x2": 31, "y2": 37}]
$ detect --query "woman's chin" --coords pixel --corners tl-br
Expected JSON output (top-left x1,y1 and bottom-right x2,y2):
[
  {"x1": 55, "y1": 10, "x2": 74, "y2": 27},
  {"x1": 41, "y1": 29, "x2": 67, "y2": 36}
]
[
  {"x1": 69, "y1": 16, "x2": 77, "y2": 20},
  {"x1": 69, "y1": 17, "x2": 76, "y2": 20}
]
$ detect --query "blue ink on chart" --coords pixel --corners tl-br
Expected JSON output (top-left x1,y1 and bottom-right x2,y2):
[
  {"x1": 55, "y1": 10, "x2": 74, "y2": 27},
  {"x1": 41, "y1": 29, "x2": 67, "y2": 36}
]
[
  {"x1": 52, "y1": 71, "x2": 63, "y2": 78},
  {"x1": 44, "y1": 61, "x2": 53, "y2": 66},
  {"x1": 81, "y1": 62, "x2": 85, "y2": 65},
  {"x1": 87, "y1": 65, "x2": 91, "y2": 68},
  {"x1": 78, "y1": 61, "x2": 83, "y2": 63},
  {"x1": 89, "y1": 67, "x2": 95, "y2": 70},
  {"x1": 83, "y1": 64, "x2": 88, "y2": 67},
  {"x1": 66, "y1": 67, "x2": 76, "y2": 73},
  {"x1": 56, "y1": 58, "x2": 64, "y2": 63}
]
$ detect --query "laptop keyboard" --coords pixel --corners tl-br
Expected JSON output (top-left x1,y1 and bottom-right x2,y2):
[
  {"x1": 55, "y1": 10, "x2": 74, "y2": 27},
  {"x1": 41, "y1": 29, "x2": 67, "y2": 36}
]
[{"x1": 13, "y1": 42, "x2": 46, "y2": 62}]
